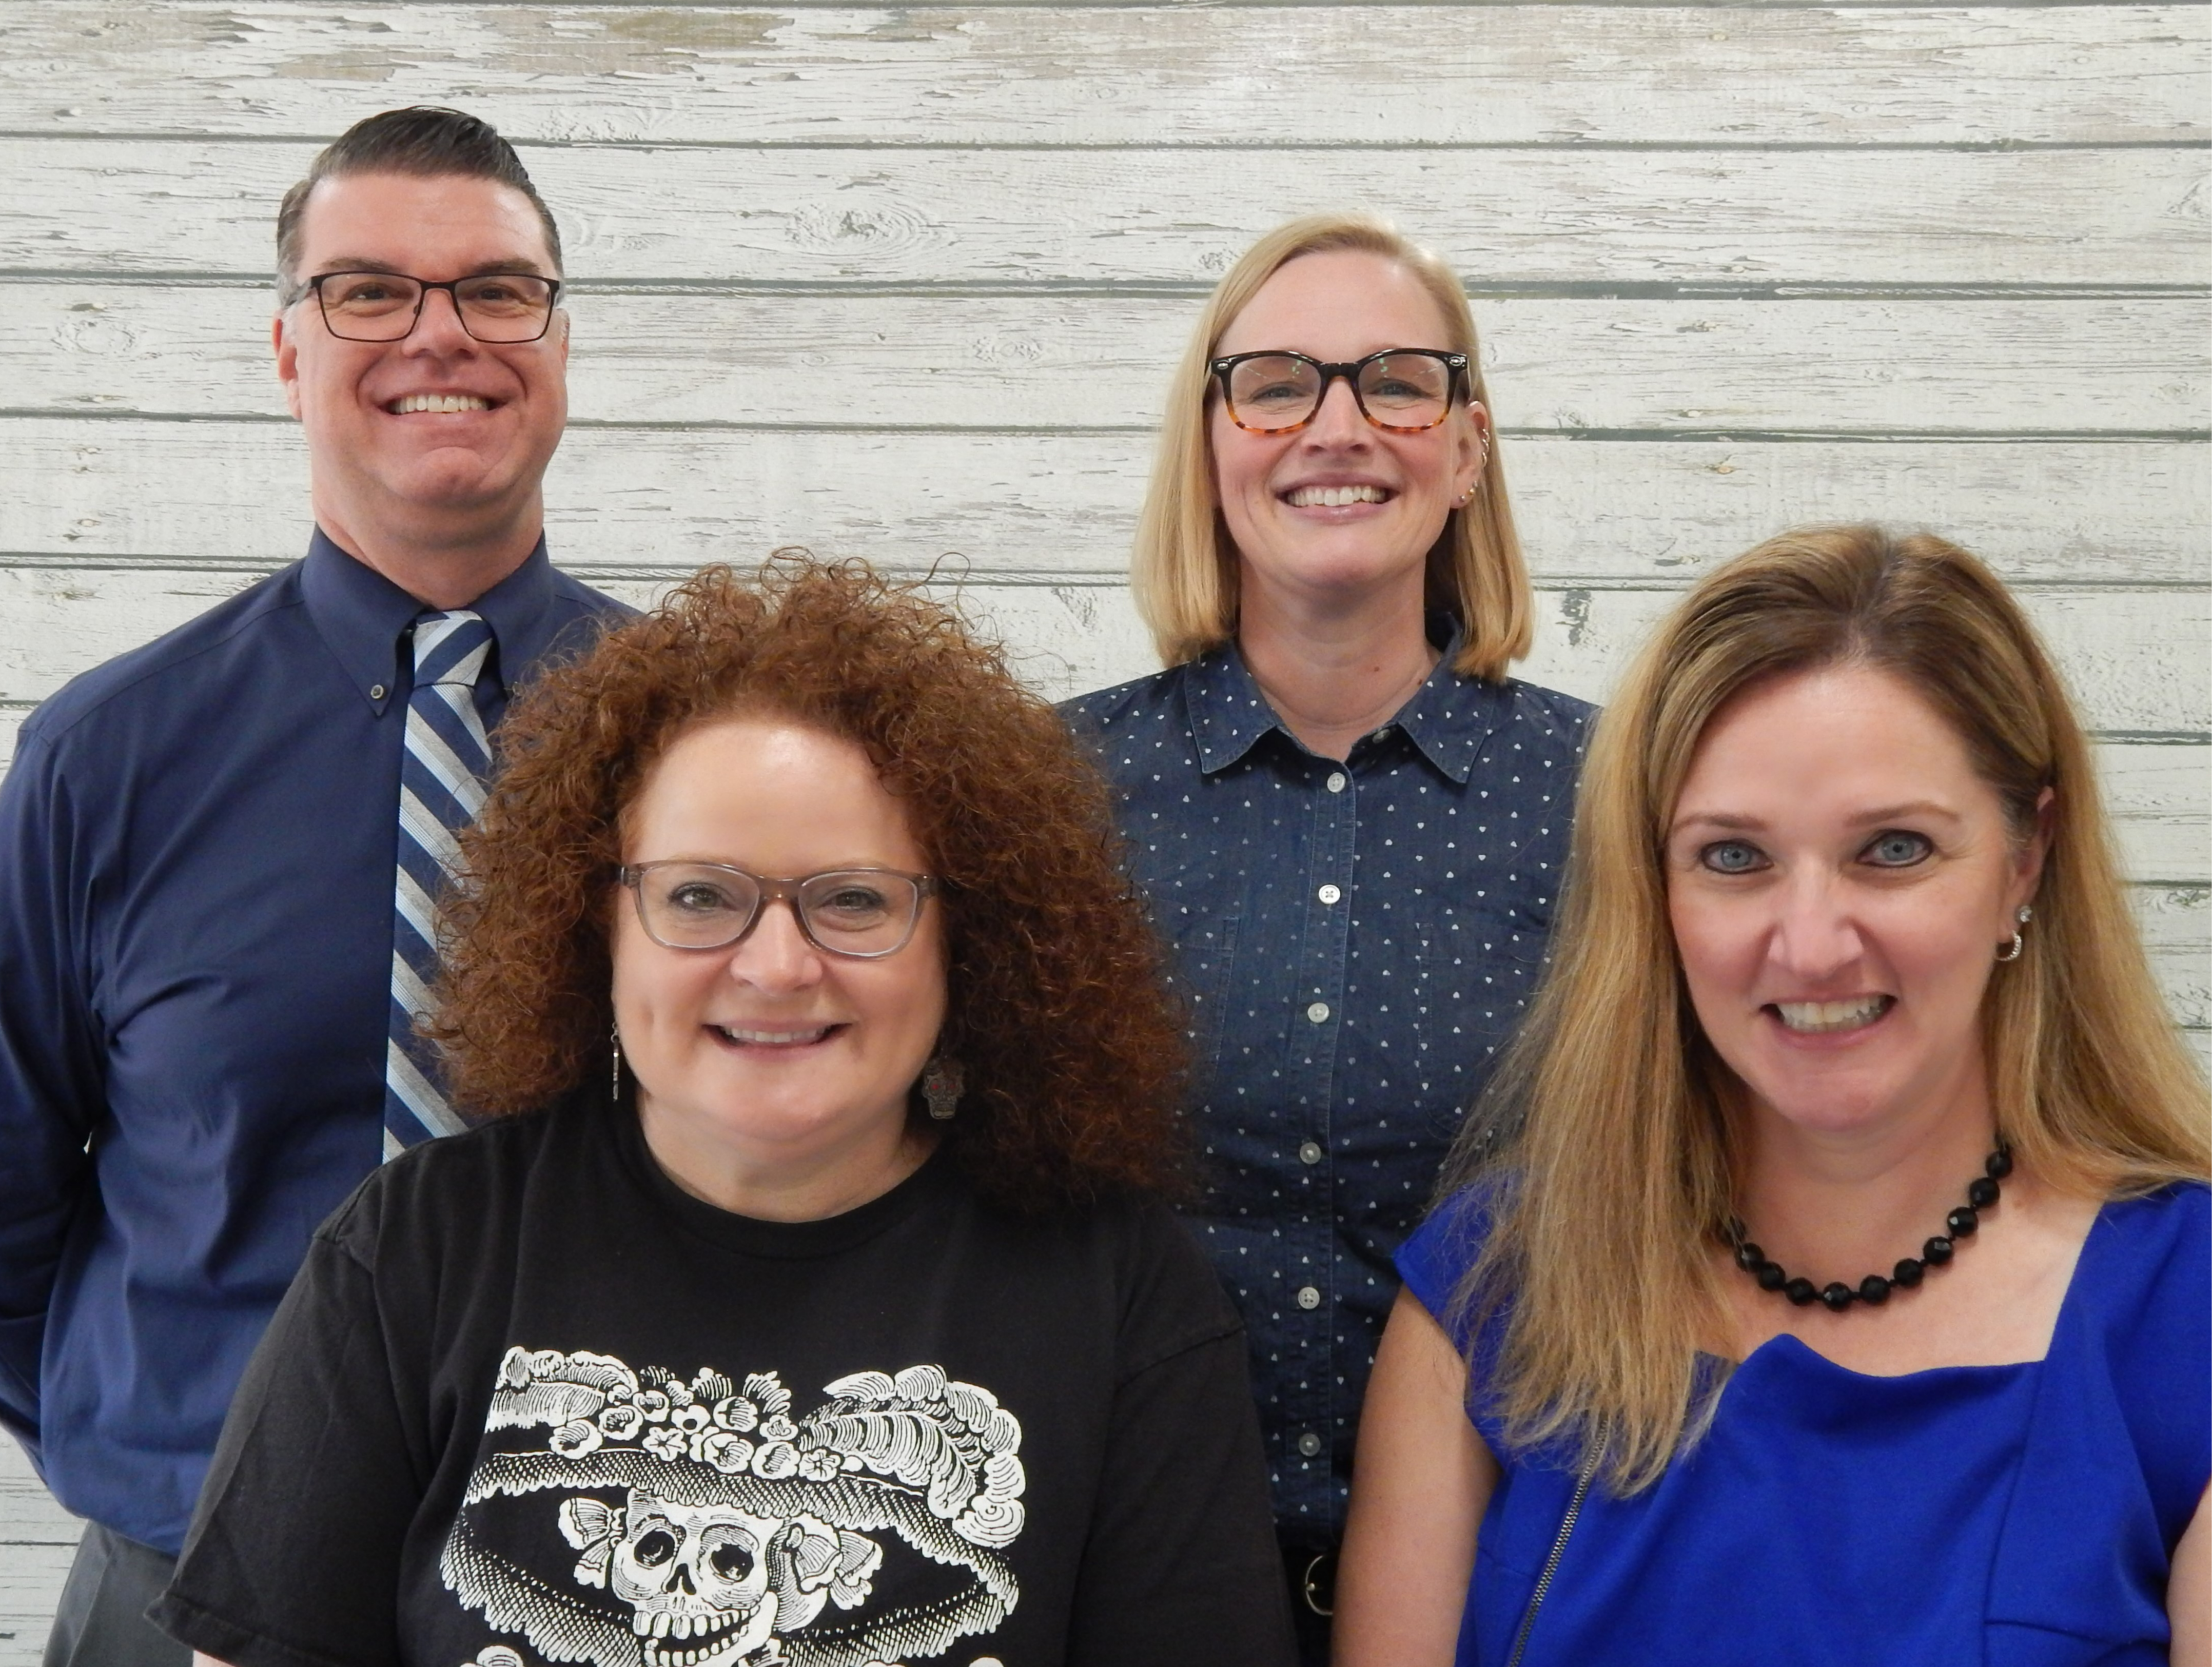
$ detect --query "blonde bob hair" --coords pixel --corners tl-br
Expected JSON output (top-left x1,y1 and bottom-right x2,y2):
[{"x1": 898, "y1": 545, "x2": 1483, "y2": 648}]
[
  {"x1": 1445, "y1": 524, "x2": 2209, "y2": 1495},
  {"x1": 1131, "y1": 213, "x2": 1532, "y2": 681}
]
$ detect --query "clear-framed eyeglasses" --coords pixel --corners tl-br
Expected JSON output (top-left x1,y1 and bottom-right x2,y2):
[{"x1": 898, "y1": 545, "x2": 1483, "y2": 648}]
[
  {"x1": 618, "y1": 862, "x2": 938, "y2": 959},
  {"x1": 304, "y1": 269, "x2": 562, "y2": 343},
  {"x1": 1209, "y1": 348, "x2": 1471, "y2": 435}
]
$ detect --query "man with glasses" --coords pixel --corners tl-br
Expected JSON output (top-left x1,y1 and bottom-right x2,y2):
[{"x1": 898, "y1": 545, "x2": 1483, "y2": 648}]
[{"x1": 0, "y1": 107, "x2": 622, "y2": 1664}]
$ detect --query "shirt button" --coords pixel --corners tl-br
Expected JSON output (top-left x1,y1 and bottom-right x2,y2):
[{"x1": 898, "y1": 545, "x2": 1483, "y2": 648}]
[
  {"x1": 1299, "y1": 1140, "x2": 1324, "y2": 1166},
  {"x1": 1297, "y1": 1431, "x2": 1324, "y2": 1458},
  {"x1": 369, "y1": 683, "x2": 387, "y2": 700},
  {"x1": 1306, "y1": 1002, "x2": 1330, "y2": 1024},
  {"x1": 1296, "y1": 1285, "x2": 1322, "y2": 1310},
  {"x1": 1325, "y1": 772, "x2": 1347, "y2": 793},
  {"x1": 1317, "y1": 884, "x2": 1342, "y2": 905}
]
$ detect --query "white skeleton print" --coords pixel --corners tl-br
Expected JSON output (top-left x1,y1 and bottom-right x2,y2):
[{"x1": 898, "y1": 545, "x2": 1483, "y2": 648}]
[
  {"x1": 440, "y1": 1350, "x2": 1025, "y2": 1667},
  {"x1": 561, "y1": 1492, "x2": 880, "y2": 1667}
]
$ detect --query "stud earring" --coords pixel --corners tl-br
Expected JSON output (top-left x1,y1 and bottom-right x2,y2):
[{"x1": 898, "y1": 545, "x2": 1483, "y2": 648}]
[
  {"x1": 1995, "y1": 903, "x2": 2033, "y2": 964},
  {"x1": 921, "y1": 1057, "x2": 964, "y2": 1122}
]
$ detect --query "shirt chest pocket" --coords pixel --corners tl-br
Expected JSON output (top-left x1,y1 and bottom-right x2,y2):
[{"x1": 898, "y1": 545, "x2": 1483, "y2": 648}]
[
  {"x1": 1414, "y1": 893, "x2": 1553, "y2": 997},
  {"x1": 1134, "y1": 844, "x2": 1248, "y2": 1081},
  {"x1": 1160, "y1": 905, "x2": 1243, "y2": 1090}
]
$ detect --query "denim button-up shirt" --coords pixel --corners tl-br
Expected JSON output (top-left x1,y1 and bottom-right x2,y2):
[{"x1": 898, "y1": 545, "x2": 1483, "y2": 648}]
[{"x1": 1063, "y1": 628, "x2": 1591, "y2": 1537}]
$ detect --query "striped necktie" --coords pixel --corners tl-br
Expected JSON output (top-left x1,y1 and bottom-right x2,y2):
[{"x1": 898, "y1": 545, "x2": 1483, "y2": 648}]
[{"x1": 384, "y1": 609, "x2": 495, "y2": 1158}]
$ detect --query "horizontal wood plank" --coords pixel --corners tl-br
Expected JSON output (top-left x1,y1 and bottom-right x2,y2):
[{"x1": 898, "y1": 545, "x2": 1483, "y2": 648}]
[
  {"x1": 0, "y1": 1442, "x2": 74, "y2": 1667},
  {"x1": 1513, "y1": 581, "x2": 2209, "y2": 732},
  {"x1": 2094, "y1": 744, "x2": 2212, "y2": 884},
  {"x1": 6, "y1": 5, "x2": 2207, "y2": 149},
  {"x1": 1, "y1": 418, "x2": 2204, "y2": 585},
  {"x1": 0, "y1": 566, "x2": 1161, "y2": 708},
  {"x1": 1, "y1": 559, "x2": 2201, "y2": 729},
  {"x1": 6, "y1": 139, "x2": 2206, "y2": 288},
  {"x1": 2136, "y1": 883, "x2": 2212, "y2": 1029},
  {"x1": 0, "y1": 1558, "x2": 73, "y2": 1667},
  {"x1": 6, "y1": 282, "x2": 2205, "y2": 437},
  {"x1": 0, "y1": 1452, "x2": 76, "y2": 1549}
]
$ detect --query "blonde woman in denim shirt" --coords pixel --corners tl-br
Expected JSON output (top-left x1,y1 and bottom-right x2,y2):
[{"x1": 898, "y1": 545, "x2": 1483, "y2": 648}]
[{"x1": 1062, "y1": 213, "x2": 1591, "y2": 1663}]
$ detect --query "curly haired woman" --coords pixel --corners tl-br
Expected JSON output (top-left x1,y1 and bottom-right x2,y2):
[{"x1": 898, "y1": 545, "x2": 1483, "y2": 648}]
[{"x1": 152, "y1": 560, "x2": 1297, "y2": 1667}]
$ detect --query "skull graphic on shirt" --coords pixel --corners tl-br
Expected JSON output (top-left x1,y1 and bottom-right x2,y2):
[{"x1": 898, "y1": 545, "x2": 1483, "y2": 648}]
[
  {"x1": 561, "y1": 1493, "x2": 878, "y2": 1667},
  {"x1": 457, "y1": 1355, "x2": 1022, "y2": 1667}
]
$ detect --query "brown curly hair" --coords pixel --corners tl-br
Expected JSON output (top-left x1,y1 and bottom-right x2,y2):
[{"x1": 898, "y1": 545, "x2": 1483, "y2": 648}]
[{"x1": 432, "y1": 557, "x2": 1190, "y2": 1209}]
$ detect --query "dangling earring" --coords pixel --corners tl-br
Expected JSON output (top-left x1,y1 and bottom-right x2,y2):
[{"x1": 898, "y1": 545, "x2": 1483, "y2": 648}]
[
  {"x1": 921, "y1": 1057, "x2": 964, "y2": 1122},
  {"x1": 1995, "y1": 904, "x2": 2032, "y2": 963},
  {"x1": 610, "y1": 1024, "x2": 624, "y2": 1100}
]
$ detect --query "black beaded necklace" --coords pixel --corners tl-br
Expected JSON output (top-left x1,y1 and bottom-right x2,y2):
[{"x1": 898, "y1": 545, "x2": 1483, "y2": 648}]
[{"x1": 1726, "y1": 1143, "x2": 2012, "y2": 1312}]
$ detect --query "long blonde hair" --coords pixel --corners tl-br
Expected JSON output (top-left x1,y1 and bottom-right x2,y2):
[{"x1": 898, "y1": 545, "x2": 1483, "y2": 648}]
[
  {"x1": 1446, "y1": 524, "x2": 2209, "y2": 1494},
  {"x1": 1130, "y1": 213, "x2": 1532, "y2": 681}
]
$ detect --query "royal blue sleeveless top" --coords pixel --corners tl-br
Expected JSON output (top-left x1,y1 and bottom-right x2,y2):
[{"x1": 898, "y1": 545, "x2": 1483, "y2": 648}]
[{"x1": 1395, "y1": 1182, "x2": 2209, "y2": 1666}]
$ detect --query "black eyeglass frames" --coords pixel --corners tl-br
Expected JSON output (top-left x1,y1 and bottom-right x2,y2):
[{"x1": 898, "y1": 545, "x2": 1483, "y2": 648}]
[
  {"x1": 618, "y1": 862, "x2": 938, "y2": 959},
  {"x1": 1209, "y1": 348, "x2": 1471, "y2": 435},
  {"x1": 305, "y1": 270, "x2": 562, "y2": 344}
]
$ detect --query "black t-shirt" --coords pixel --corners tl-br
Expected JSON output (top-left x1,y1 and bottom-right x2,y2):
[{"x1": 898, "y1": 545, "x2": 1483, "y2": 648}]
[{"x1": 153, "y1": 1092, "x2": 1296, "y2": 1667}]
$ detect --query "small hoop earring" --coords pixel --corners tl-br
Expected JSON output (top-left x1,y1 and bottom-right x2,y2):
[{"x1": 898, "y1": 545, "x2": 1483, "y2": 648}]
[
  {"x1": 921, "y1": 1057, "x2": 964, "y2": 1122},
  {"x1": 1995, "y1": 903, "x2": 2032, "y2": 963}
]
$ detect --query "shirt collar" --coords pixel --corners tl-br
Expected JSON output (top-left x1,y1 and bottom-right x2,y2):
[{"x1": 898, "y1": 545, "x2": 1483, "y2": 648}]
[
  {"x1": 301, "y1": 527, "x2": 562, "y2": 715},
  {"x1": 1182, "y1": 639, "x2": 1285, "y2": 775},
  {"x1": 1184, "y1": 615, "x2": 1511, "y2": 784},
  {"x1": 1390, "y1": 617, "x2": 1516, "y2": 786}
]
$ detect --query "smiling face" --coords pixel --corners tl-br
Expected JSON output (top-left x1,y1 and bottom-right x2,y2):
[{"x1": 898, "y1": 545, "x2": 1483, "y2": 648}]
[
  {"x1": 1208, "y1": 248, "x2": 1485, "y2": 612},
  {"x1": 274, "y1": 170, "x2": 569, "y2": 547},
  {"x1": 1665, "y1": 663, "x2": 2044, "y2": 1144},
  {"x1": 611, "y1": 719, "x2": 947, "y2": 1188}
]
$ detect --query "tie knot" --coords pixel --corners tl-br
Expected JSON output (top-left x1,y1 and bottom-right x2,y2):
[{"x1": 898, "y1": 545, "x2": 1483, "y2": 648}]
[{"x1": 412, "y1": 609, "x2": 494, "y2": 689}]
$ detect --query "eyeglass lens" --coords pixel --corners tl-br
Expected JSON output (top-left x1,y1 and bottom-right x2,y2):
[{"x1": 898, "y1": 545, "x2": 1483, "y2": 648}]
[
  {"x1": 1224, "y1": 352, "x2": 1456, "y2": 432},
  {"x1": 316, "y1": 272, "x2": 557, "y2": 343},
  {"x1": 633, "y1": 864, "x2": 926, "y2": 956}
]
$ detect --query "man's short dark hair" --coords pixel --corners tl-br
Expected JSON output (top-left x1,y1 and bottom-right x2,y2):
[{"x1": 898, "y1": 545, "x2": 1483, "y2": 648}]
[{"x1": 276, "y1": 107, "x2": 562, "y2": 302}]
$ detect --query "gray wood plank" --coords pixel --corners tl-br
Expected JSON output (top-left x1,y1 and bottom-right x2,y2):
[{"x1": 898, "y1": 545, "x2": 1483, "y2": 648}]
[
  {"x1": 5, "y1": 4, "x2": 2206, "y2": 147},
  {"x1": 0, "y1": 419, "x2": 2203, "y2": 585},
  {"x1": 2096, "y1": 743, "x2": 2212, "y2": 885},
  {"x1": 5, "y1": 139, "x2": 2204, "y2": 287},
  {"x1": 0, "y1": 1447, "x2": 77, "y2": 1546},
  {"x1": 2136, "y1": 882, "x2": 2212, "y2": 1029},
  {"x1": 0, "y1": 1550, "x2": 72, "y2": 1667},
  {"x1": 1504, "y1": 583, "x2": 2210, "y2": 734},
  {"x1": 0, "y1": 1440, "x2": 76, "y2": 1667},
  {"x1": 0, "y1": 560, "x2": 2199, "y2": 731},
  {"x1": 4, "y1": 283, "x2": 2203, "y2": 437}
]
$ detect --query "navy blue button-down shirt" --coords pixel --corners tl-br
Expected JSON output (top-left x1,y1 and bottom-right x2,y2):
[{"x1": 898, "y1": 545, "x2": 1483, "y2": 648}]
[
  {"x1": 0, "y1": 531, "x2": 622, "y2": 1552},
  {"x1": 1063, "y1": 627, "x2": 1590, "y2": 1537}
]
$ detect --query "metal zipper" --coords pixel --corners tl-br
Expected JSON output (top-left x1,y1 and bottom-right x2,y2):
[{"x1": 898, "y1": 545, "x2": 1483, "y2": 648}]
[{"x1": 1503, "y1": 1425, "x2": 1606, "y2": 1667}]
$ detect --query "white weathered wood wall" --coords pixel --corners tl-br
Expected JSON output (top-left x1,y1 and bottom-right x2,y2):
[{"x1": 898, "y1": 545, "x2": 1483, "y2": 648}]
[{"x1": 1, "y1": 0, "x2": 2206, "y2": 1644}]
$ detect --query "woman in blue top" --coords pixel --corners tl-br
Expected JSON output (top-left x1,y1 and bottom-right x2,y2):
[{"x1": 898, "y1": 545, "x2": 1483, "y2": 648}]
[{"x1": 1335, "y1": 525, "x2": 2210, "y2": 1665}]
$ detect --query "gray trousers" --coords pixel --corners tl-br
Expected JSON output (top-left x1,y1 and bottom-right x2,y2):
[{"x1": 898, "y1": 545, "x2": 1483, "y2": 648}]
[{"x1": 43, "y1": 1524, "x2": 188, "y2": 1667}]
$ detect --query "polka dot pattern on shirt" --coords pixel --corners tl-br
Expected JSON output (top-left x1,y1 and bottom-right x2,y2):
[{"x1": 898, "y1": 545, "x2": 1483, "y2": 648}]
[{"x1": 1061, "y1": 624, "x2": 1593, "y2": 1536}]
